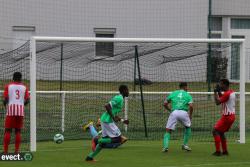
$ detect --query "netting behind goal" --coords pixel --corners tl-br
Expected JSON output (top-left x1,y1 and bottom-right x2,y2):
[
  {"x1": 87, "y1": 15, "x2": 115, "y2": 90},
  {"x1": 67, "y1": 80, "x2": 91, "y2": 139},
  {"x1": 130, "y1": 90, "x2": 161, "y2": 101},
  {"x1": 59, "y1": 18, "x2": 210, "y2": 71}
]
[
  {"x1": 0, "y1": 42, "x2": 30, "y2": 152},
  {"x1": 0, "y1": 38, "x2": 245, "y2": 152},
  {"x1": 32, "y1": 38, "x2": 243, "y2": 141}
]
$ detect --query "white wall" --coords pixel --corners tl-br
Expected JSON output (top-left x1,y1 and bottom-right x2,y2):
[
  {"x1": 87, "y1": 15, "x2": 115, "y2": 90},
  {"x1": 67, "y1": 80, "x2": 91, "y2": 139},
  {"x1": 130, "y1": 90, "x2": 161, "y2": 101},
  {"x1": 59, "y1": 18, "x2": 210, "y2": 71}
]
[
  {"x1": 0, "y1": 0, "x2": 208, "y2": 51},
  {"x1": 212, "y1": 0, "x2": 250, "y2": 16}
]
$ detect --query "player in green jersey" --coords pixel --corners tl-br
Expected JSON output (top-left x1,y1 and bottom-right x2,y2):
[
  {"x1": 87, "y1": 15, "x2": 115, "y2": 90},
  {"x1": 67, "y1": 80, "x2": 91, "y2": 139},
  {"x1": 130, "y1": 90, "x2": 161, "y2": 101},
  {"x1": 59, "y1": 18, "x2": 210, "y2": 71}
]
[
  {"x1": 162, "y1": 82, "x2": 193, "y2": 152},
  {"x1": 85, "y1": 85, "x2": 129, "y2": 161}
]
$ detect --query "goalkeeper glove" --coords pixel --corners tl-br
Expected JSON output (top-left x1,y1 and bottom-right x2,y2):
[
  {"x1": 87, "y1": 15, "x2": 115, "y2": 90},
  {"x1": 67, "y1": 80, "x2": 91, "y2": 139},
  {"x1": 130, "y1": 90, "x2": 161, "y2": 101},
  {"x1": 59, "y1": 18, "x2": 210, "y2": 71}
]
[{"x1": 214, "y1": 84, "x2": 221, "y2": 93}]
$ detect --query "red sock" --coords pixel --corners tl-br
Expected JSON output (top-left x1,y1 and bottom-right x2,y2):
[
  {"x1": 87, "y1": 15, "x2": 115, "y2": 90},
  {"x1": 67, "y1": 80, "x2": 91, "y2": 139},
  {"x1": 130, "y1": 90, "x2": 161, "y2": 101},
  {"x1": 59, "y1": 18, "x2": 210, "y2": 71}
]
[
  {"x1": 15, "y1": 132, "x2": 21, "y2": 153},
  {"x1": 221, "y1": 139, "x2": 227, "y2": 152},
  {"x1": 213, "y1": 135, "x2": 221, "y2": 152},
  {"x1": 4, "y1": 131, "x2": 11, "y2": 153},
  {"x1": 91, "y1": 138, "x2": 97, "y2": 151}
]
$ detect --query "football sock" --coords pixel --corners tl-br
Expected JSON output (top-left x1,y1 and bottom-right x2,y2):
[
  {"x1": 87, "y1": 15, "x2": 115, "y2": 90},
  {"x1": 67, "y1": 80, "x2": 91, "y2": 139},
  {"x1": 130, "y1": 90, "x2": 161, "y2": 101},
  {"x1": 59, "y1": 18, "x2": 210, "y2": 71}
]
[
  {"x1": 213, "y1": 135, "x2": 221, "y2": 152},
  {"x1": 15, "y1": 131, "x2": 21, "y2": 153},
  {"x1": 91, "y1": 138, "x2": 98, "y2": 151},
  {"x1": 221, "y1": 139, "x2": 227, "y2": 152},
  {"x1": 98, "y1": 137, "x2": 112, "y2": 144},
  {"x1": 89, "y1": 125, "x2": 98, "y2": 138},
  {"x1": 87, "y1": 137, "x2": 112, "y2": 158},
  {"x1": 163, "y1": 132, "x2": 171, "y2": 149},
  {"x1": 3, "y1": 131, "x2": 11, "y2": 153},
  {"x1": 88, "y1": 144, "x2": 102, "y2": 158},
  {"x1": 183, "y1": 127, "x2": 191, "y2": 145}
]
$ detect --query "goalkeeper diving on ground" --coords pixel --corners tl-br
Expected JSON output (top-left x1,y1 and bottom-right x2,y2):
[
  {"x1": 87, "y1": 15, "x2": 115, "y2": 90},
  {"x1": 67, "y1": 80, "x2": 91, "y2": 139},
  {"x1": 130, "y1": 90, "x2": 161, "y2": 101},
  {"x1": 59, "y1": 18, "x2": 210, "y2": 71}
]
[{"x1": 85, "y1": 85, "x2": 129, "y2": 161}]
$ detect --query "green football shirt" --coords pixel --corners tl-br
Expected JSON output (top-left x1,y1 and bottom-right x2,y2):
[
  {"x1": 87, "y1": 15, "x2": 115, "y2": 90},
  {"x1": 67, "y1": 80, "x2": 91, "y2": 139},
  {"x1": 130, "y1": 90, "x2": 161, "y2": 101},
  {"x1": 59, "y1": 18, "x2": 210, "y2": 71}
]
[
  {"x1": 100, "y1": 94, "x2": 124, "y2": 123},
  {"x1": 165, "y1": 90, "x2": 193, "y2": 112}
]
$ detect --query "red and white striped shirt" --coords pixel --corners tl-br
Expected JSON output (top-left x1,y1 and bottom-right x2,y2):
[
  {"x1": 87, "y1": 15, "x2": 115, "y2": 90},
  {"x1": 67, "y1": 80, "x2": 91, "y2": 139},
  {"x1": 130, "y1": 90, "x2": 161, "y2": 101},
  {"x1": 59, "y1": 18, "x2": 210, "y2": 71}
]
[
  {"x1": 3, "y1": 82, "x2": 29, "y2": 116},
  {"x1": 219, "y1": 90, "x2": 235, "y2": 115}
]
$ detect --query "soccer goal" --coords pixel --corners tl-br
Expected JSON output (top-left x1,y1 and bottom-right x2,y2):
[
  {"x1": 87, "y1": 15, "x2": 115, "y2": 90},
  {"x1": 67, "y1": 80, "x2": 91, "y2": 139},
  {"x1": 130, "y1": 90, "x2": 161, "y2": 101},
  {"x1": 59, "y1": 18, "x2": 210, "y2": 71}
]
[{"x1": 25, "y1": 37, "x2": 246, "y2": 151}]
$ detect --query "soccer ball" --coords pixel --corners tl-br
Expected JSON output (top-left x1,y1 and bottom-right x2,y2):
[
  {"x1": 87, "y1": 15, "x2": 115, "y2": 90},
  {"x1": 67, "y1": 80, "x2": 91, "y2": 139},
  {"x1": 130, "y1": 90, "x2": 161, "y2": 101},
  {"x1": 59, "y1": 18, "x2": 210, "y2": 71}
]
[{"x1": 53, "y1": 134, "x2": 64, "y2": 144}]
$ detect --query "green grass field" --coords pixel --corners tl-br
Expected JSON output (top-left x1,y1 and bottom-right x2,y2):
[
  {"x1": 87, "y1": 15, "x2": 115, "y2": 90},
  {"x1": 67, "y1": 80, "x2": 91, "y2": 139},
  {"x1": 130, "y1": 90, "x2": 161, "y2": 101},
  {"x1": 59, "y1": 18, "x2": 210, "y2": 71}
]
[
  {"x1": 1, "y1": 81, "x2": 249, "y2": 144},
  {"x1": 1, "y1": 139, "x2": 250, "y2": 167},
  {"x1": 0, "y1": 81, "x2": 250, "y2": 166}
]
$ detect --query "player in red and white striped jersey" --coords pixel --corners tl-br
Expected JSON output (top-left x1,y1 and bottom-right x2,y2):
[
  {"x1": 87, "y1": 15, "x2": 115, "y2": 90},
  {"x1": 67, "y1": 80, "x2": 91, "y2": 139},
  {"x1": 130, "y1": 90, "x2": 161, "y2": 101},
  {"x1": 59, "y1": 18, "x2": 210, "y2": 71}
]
[
  {"x1": 2, "y1": 72, "x2": 30, "y2": 153},
  {"x1": 213, "y1": 79, "x2": 236, "y2": 156}
]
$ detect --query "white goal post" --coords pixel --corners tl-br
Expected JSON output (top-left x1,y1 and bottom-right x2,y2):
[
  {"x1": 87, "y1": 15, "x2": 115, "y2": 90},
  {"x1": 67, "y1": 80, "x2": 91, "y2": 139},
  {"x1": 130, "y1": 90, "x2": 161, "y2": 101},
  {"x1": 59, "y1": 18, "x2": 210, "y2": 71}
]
[{"x1": 30, "y1": 37, "x2": 246, "y2": 152}]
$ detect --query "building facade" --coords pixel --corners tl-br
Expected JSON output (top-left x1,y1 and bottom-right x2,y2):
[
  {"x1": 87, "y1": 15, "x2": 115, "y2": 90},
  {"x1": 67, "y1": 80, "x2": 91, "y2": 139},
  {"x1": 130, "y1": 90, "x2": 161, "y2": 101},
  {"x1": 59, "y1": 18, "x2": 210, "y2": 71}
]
[{"x1": 0, "y1": 0, "x2": 249, "y2": 81}]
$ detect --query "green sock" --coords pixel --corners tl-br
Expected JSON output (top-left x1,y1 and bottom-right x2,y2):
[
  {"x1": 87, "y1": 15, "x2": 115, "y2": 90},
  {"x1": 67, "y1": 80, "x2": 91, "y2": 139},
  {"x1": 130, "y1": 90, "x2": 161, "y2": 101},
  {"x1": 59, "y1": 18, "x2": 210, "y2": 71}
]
[
  {"x1": 163, "y1": 132, "x2": 171, "y2": 149},
  {"x1": 88, "y1": 138, "x2": 112, "y2": 158},
  {"x1": 88, "y1": 144, "x2": 102, "y2": 158},
  {"x1": 98, "y1": 138, "x2": 112, "y2": 144},
  {"x1": 183, "y1": 127, "x2": 191, "y2": 145}
]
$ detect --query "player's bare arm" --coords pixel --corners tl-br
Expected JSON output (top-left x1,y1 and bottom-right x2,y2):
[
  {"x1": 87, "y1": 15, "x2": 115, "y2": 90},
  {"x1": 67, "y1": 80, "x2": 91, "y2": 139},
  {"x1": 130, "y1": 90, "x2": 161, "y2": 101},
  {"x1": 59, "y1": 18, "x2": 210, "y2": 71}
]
[
  {"x1": 105, "y1": 103, "x2": 114, "y2": 120},
  {"x1": 3, "y1": 97, "x2": 8, "y2": 107},
  {"x1": 24, "y1": 99, "x2": 30, "y2": 106},
  {"x1": 105, "y1": 103, "x2": 128, "y2": 124},
  {"x1": 214, "y1": 91, "x2": 221, "y2": 105},
  {"x1": 214, "y1": 84, "x2": 222, "y2": 105},
  {"x1": 188, "y1": 103, "x2": 193, "y2": 120},
  {"x1": 24, "y1": 87, "x2": 30, "y2": 106},
  {"x1": 163, "y1": 100, "x2": 171, "y2": 112},
  {"x1": 105, "y1": 103, "x2": 120, "y2": 122},
  {"x1": 3, "y1": 85, "x2": 8, "y2": 107}
]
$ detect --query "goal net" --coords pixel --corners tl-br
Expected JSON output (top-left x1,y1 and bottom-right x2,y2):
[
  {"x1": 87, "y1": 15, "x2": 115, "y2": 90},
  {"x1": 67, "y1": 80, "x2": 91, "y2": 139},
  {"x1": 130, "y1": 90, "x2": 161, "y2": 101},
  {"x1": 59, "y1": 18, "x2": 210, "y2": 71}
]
[
  {"x1": 0, "y1": 37, "x2": 246, "y2": 152},
  {"x1": 0, "y1": 42, "x2": 30, "y2": 152}
]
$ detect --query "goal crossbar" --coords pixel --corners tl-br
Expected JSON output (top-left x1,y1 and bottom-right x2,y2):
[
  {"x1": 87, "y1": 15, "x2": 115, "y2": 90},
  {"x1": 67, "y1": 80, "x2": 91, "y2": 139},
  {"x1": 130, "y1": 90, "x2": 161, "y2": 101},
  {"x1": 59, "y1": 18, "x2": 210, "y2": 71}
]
[{"x1": 32, "y1": 36, "x2": 245, "y2": 43}]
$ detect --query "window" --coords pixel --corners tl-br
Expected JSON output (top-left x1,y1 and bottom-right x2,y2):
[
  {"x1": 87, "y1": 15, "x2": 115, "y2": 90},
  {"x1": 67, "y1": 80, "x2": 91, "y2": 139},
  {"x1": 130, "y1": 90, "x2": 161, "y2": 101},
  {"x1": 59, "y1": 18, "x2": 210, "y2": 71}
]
[
  {"x1": 210, "y1": 17, "x2": 222, "y2": 31},
  {"x1": 231, "y1": 19, "x2": 250, "y2": 29},
  {"x1": 210, "y1": 33, "x2": 221, "y2": 52},
  {"x1": 209, "y1": 17, "x2": 222, "y2": 40},
  {"x1": 211, "y1": 33, "x2": 221, "y2": 39},
  {"x1": 12, "y1": 26, "x2": 35, "y2": 31},
  {"x1": 230, "y1": 35, "x2": 244, "y2": 80},
  {"x1": 94, "y1": 28, "x2": 116, "y2": 57},
  {"x1": 209, "y1": 33, "x2": 224, "y2": 81}
]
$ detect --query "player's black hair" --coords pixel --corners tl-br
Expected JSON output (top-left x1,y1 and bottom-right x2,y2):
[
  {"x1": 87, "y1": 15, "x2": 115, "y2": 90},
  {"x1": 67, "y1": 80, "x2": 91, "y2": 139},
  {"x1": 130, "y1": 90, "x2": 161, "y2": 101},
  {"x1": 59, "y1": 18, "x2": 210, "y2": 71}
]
[
  {"x1": 220, "y1": 78, "x2": 230, "y2": 87},
  {"x1": 13, "y1": 72, "x2": 22, "y2": 82},
  {"x1": 179, "y1": 82, "x2": 187, "y2": 88},
  {"x1": 119, "y1": 85, "x2": 128, "y2": 93}
]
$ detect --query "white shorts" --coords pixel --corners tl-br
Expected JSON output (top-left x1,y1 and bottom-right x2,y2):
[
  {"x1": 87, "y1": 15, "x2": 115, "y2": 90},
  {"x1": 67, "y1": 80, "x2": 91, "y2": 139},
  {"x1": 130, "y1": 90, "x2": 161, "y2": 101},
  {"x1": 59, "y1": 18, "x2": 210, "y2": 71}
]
[
  {"x1": 166, "y1": 110, "x2": 191, "y2": 130},
  {"x1": 101, "y1": 122, "x2": 121, "y2": 138}
]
